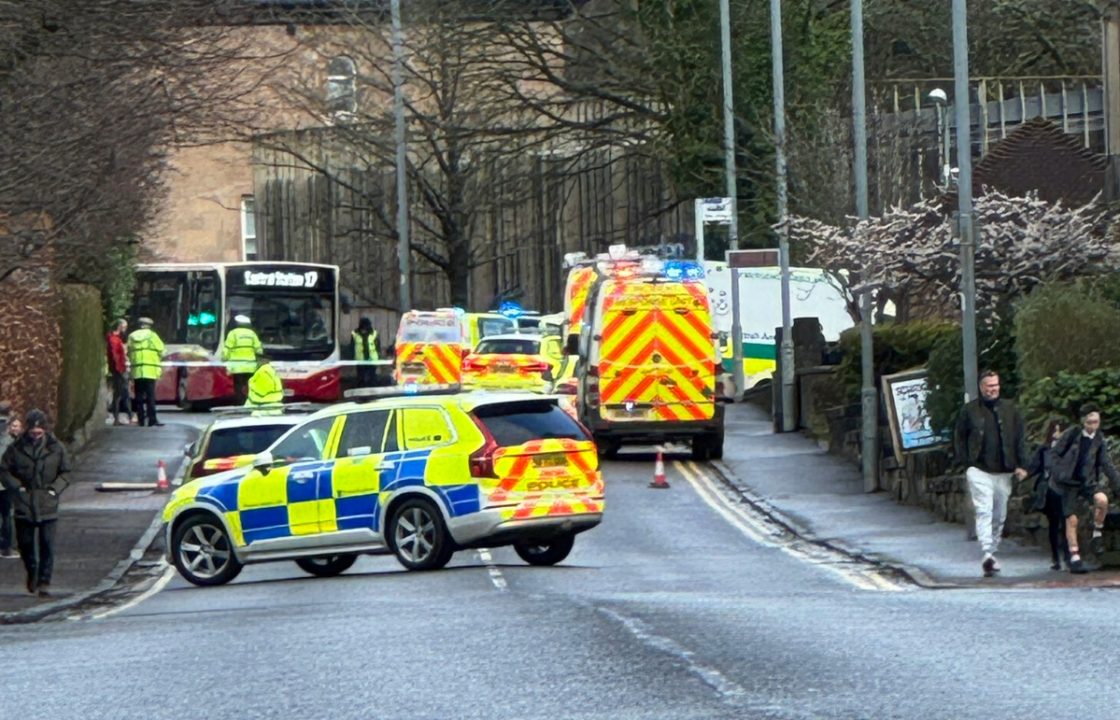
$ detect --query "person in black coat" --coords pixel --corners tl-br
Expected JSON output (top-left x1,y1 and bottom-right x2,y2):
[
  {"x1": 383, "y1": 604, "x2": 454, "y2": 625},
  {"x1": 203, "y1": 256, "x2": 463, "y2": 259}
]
[
  {"x1": 1026, "y1": 417, "x2": 1069, "y2": 571},
  {"x1": 0, "y1": 409, "x2": 70, "y2": 597},
  {"x1": 1050, "y1": 403, "x2": 1119, "y2": 573}
]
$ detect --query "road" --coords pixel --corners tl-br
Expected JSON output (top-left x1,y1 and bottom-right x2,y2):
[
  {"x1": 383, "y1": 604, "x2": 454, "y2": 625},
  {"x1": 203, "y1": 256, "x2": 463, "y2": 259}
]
[{"x1": 3, "y1": 451, "x2": 1119, "y2": 720}]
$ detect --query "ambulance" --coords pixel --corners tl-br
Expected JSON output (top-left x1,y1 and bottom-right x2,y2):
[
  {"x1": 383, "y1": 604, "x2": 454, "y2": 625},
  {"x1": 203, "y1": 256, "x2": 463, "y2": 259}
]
[
  {"x1": 703, "y1": 263, "x2": 854, "y2": 390},
  {"x1": 561, "y1": 248, "x2": 647, "y2": 354},
  {"x1": 393, "y1": 309, "x2": 516, "y2": 387},
  {"x1": 576, "y1": 259, "x2": 724, "y2": 460}
]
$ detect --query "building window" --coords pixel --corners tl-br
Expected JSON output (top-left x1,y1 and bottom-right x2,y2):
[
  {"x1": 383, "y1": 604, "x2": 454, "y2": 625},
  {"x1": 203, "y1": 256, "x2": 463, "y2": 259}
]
[
  {"x1": 327, "y1": 56, "x2": 356, "y2": 117},
  {"x1": 241, "y1": 195, "x2": 257, "y2": 260}
]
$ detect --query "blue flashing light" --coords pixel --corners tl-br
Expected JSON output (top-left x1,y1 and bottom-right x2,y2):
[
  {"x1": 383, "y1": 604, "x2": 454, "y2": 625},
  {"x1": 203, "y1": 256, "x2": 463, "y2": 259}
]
[
  {"x1": 663, "y1": 260, "x2": 704, "y2": 281},
  {"x1": 403, "y1": 382, "x2": 420, "y2": 395},
  {"x1": 499, "y1": 301, "x2": 524, "y2": 318}
]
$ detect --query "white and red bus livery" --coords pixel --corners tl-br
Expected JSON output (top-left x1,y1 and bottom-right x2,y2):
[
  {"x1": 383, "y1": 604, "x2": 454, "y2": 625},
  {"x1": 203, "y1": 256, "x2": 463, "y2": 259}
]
[{"x1": 128, "y1": 262, "x2": 341, "y2": 406}]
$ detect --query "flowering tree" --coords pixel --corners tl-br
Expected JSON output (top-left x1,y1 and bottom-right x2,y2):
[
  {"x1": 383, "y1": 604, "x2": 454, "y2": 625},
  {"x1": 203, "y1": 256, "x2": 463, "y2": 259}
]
[{"x1": 786, "y1": 190, "x2": 1120, "y2": 323}]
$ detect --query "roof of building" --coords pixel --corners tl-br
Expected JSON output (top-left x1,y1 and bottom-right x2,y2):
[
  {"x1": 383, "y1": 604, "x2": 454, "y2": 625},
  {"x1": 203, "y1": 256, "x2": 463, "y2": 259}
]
[{"x1": 946, "y1": 117, "x2": 1107, "y2": 207}]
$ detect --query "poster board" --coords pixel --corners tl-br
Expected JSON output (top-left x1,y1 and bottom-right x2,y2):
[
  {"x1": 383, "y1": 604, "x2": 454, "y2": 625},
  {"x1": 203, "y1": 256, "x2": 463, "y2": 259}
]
[{"x1": 881, "y1": 368, "x2": 949, "y2": 463}]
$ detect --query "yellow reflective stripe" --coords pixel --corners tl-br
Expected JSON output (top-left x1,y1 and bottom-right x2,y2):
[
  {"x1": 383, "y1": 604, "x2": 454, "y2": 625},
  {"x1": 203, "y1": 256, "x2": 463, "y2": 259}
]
[{"x1": 323, "y1": 416, "x2": 345, "y2": 460}]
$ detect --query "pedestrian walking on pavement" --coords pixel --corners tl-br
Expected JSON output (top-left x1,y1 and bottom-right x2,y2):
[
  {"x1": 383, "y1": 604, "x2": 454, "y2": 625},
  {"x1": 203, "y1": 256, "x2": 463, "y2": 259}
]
[
  {"x1": 1049, "y1": 403, "x2": 1119, "y2": 574},
  {"x1": 0, "y1": 412, "x2": 22, "y2": 559},
  {"x1": 128, "y1": 316, "x2": 166, "y2": 427},
  {"x1": 222, "y1": 314, "x2": 263, "y2": 405},
  {"x1": 953, "y1": 370, "x2": 1029, "y2": 578},
  {"x1": 106, "y1": 318, "x2": 132, "y2": 425},
  {"x1": 0, "y1": 409, "x2": 70, "y2": 597},
  {"x1": 1026, "y1": 417, "x2": 1070, "y2": 571}
]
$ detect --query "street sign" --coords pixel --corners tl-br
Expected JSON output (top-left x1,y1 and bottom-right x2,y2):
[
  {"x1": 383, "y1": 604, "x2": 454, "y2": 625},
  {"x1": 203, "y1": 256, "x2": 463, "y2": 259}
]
[
  {"x1": 696, "y1": 197, "x2": 733, "y2": 225},
  {"x1": 726, "y1": 249, "x2": 779, "y2": 268}
]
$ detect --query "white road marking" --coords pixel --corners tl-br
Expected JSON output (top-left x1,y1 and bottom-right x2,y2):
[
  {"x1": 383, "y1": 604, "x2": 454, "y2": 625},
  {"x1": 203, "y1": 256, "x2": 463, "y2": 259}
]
[
  {"x1": 598, "y1": 607, "x2": 746, "y2": 702},
  {"x1": 477, "y1": 548, "x2": 507, "y2": 591},
  {"x1": 82, "y1": 562, "x2": 177, "y2": 621},
  {"x1": 673, "y1": 460, "x2": 907, "y2": 593}
]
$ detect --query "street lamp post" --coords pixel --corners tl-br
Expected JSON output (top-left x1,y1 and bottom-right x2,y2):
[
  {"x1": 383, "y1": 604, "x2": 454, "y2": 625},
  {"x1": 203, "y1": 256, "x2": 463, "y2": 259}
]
[
  {"x1": 718, "y1": 0, "x2": 738, "y2": 253},
  {"x1": 769, "y1": 0, "x2": 796, "y2": 433},
  {"x1": 952, "y1": 0, "x2": 979, "y2": 400},
  {"x1": 928, "y1": 88, "x2": 950, "y2": 188},
  {"x1": 851, "y1": 0, "x2": 878, "y2": 493},
  {"x1": 390, "y1": 0, "x2": 411, "y2": 314}
]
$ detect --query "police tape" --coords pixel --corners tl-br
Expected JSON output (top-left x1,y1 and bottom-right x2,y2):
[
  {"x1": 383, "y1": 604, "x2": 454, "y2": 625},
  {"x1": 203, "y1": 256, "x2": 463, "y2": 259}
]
[{"x1": 155, "y1": 360, "x2": 395, "y2": 368}]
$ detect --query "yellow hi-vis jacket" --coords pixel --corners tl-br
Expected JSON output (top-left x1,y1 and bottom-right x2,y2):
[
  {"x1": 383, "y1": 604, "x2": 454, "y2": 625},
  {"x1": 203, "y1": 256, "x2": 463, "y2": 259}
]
[
  {"x1": 127, "y1": 328, "x2": 165, "y2": 381},
  {"x1": 222, "y1": 327, "x2": 263, "y2": 375},
  {"x1": 352, "y1": 330, "x2": 379, "y2": 361},
  {"x1": 246, "y1": 363, "x2": 284, "y2": 406}
]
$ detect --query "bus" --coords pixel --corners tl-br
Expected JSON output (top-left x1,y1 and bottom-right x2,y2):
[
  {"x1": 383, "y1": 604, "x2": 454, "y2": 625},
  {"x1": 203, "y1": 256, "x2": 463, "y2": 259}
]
[{"x1": 128, "y1": 261, "x2": 341, "y2": 407}]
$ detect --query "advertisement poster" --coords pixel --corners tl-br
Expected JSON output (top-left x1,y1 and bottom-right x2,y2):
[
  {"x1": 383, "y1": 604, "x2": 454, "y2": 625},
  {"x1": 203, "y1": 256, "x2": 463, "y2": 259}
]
[{"x1": 881, "y1": 369, "x2": 949, "y2": 462}]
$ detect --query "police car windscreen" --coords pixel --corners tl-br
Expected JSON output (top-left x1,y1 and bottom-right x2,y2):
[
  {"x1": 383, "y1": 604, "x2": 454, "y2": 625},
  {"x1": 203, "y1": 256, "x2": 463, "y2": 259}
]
[
  {"x1": 478, "y1": 317, "x2": 515, "y2": 338},
  {"x1": 475, "y1": 339, "x2": 540, "y2": 355},
  {"x1": 472, "y1": 401, "x2": 589, "y2": 446},
  {"x1": 205, "y1": 425, "x2": 292, "y2": 459}
]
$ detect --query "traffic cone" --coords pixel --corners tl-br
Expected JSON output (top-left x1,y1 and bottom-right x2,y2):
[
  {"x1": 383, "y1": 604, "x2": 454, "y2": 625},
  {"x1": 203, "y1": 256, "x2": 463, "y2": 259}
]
[
  {"x1": 156, "y1": 460, "x2": 169, "y2": 492},
  {"x1": 649, "y1": 447, "x2": 670, "y2": 489}
]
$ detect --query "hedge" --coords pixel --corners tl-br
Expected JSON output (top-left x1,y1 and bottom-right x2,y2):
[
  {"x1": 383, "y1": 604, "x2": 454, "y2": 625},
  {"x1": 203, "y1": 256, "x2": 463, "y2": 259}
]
[
  {"x1": 1020, "y1": 369, "x2": 1120, "y2": 437},
  {"x1": 836, "y1": 320, "x2": 959, "y2": 403},
  {"x1": 56, "y1": 284, "x2": 104, "y2": 440},
  {"x1": 1013, "y1": 282, "x2": 1120, "y2": 388}
]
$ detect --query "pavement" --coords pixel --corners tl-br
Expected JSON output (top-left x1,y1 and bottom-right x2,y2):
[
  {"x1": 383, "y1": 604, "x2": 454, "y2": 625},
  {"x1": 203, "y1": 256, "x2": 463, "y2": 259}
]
[
  {"x1": 717, "y1": 401, "x2": 1120, "y2": 588},
  {"x1": 0, "y1": 412, "x2": 203, "y2": 621}
]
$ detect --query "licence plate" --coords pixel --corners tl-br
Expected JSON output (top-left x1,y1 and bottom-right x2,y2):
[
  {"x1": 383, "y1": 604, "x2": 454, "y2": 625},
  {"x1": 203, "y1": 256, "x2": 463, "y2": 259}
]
[
  {"x1": 532, "y1": 454, "x2": 567, "y2": 468},
  {"x1": 494, "y1": 364, "x2": 516, "y2": 374},
  {"x1": 403, "y1": 363, "x2": 426, "y2": 373}
]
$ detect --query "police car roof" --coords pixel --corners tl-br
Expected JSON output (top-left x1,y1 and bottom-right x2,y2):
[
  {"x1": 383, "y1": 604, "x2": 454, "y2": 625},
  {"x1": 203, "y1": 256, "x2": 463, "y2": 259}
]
[
  {"x1": 203, "y1": 415, "x2": 305, "y2": 431},
  {"x1": 315, "y1": 390, "x2": 560, "y2": 418},
  {"x1": 476, "y1": 333, "x2": 543, "y2": 343}
]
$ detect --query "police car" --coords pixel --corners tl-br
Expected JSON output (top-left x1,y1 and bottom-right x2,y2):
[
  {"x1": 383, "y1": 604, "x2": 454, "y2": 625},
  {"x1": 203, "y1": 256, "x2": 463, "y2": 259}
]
[
  {"x1": 162, "y1": 390, "x2": 604, "y2": 586},
  {"x1": 182, "y1": 412, "x2": 305, "y2": 482},
  {"x1": 461, "y1": 334, "x2": 565, "y2": 393}
]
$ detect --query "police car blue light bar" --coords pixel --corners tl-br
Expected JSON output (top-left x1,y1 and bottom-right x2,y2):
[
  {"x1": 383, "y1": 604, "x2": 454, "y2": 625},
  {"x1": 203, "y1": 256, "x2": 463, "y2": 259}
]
[{"x1": 662, "y1": 260, "x2": 704, "y2": 280}]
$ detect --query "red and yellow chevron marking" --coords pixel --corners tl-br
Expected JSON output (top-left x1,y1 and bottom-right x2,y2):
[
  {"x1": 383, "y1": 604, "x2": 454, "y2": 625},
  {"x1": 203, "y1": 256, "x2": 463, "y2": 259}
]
[
  {"x1": 461, "y1": 354, "x2": 550, "y2": 392},
  {"x1": 565, "y1": 266, "x2": 597, "y2": 335},
  {"x1": 597, "y1": 281, "x2": 715, "y2": 422},
  {"x1": 393, "y1": 341, "x2": 463, "y2": 385},
  {"x1": 482, "y1": 438, "x2": 603, "y2": 520}
]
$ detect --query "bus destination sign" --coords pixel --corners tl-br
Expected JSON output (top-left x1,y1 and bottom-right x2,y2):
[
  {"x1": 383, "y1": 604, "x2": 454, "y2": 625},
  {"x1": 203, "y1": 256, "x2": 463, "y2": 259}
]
[{"x1": 233, "y1": 267, "x2": 330, "y2": 290}]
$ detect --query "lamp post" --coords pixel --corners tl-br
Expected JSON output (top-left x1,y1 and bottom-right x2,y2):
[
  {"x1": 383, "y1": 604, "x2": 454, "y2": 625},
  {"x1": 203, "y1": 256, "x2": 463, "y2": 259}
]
[
  {"x1": 718, "y1": 0, "x2": 738, "y2": 253},
  {"x1": 928, "y1": 88, "x2": 951, "y2": 188},
  {"x1": 952, "y1": 0, "x2": 979, "y2": 400},
  {"x1": 852, "y1": 0, "x2": 878, "y2": 493},
  {"x1": 768, "y1": 0, "x2": 795, "y2": 432},
  {"x1": 390, "y1": 0, "x2": 411, "y2": 313}
]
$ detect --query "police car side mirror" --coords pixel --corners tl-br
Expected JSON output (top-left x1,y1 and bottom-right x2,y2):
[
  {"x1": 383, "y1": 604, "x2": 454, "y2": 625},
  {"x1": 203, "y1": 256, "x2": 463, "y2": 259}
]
[
  {"x1": 252, "y1": 451, "x2": 274, "y2": 472},
  {"x1": 183, "y1": 442, "x2": 195, "y2": 458}
]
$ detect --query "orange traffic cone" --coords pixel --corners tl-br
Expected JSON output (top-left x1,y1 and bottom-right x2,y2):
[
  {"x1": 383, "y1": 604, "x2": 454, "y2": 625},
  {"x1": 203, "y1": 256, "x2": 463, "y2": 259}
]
[
  {"x1": 649, "y1": 447, "x2": 670, "y2": 489},
  {"x1": 156, "y1": 460, "x2": 169, "y2": 492}
]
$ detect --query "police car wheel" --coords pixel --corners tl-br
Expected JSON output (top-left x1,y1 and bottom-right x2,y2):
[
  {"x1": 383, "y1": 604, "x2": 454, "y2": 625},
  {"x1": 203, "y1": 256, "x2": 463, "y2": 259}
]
[
  {"x1": 295, "y1": 554, "x2": 358, "y2": 577},
  {"x1": 172, "y1": 515, "x2": 243, "y2": 587},
  {"x1": 389, "y1": 499, "x2": 454, "y2": 571},
  {"x1": 597, "y1": 439, "x2": 620, "y2": 459},
  {"x1": 691, "y1": 436, "x2": 713, "y2": 462},
  {"x1": 513, "y1": 533, "x2": 575, "y2": 566}
]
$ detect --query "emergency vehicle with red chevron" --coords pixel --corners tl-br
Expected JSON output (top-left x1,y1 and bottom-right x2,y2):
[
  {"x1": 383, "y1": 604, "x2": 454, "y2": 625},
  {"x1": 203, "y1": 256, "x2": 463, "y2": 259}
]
[
  {"x1": 576, "y1": 258, "x2": 725, "y2": 461},
  {"x1": 162, "y1": 390, "x2": 603, "y2": 586}
]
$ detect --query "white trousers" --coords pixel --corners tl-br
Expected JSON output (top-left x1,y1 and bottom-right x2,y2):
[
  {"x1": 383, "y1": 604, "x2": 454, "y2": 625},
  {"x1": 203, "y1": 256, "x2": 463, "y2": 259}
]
[{"x1": 966, "y1": 467, "x2": 1013, "y2": 556}]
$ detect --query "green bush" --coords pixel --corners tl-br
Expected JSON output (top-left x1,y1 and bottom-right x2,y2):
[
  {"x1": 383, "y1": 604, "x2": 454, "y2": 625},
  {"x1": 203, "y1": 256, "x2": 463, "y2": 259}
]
[
  {"x1": 1020, "y1": 368, "x2": 1120, "y2": 436},
  {"x1": 836, "y1": 320, "x2": 959, "y2": 402},
  {"x1": 57, "y1": 284, "x2": 104, "y2": 441},
  {"x1": 1014, "y1": 282, "x2": 1120, "y2": 388},
  {"x1": 98, "y1": 243, "x2": 137, "y2": 328}
]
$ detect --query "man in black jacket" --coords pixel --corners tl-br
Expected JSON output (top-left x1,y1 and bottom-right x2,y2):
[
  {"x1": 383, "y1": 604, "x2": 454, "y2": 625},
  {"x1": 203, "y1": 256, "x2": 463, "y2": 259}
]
[
  {"x1": 0, "y1": 409, "x2": 70, "y2": 597},
  {"x1": 1051, "y1": 403, "x2": 1119, "y2": 573},
  {"x1": 954, "y1": 371, "x2": 1029, "y2": 577}
]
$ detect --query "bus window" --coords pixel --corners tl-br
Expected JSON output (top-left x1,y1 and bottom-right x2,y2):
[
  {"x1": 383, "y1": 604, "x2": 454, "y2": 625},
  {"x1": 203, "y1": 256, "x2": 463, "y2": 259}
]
[
  {"x1": 131, "y1": 271, "x2": 190, "y2": 345},
  {"x1": 186, "y1": 270, "x2": 221, "y2": 351}
]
